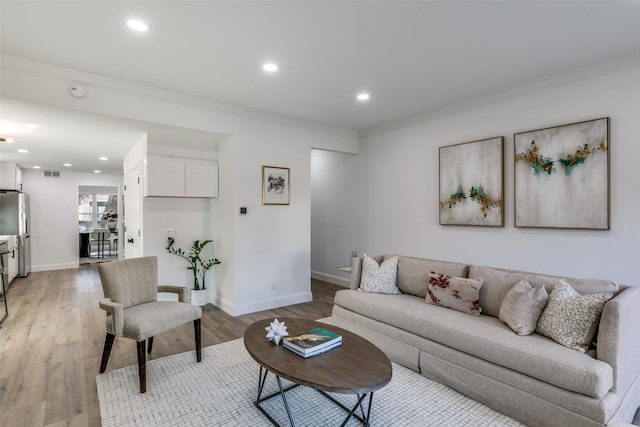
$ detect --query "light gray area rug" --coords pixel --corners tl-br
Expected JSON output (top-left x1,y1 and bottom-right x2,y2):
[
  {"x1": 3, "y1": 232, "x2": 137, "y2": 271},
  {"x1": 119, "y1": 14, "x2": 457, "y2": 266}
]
[{"x1": 97, "y1": 338, "x2": 525, "y2": 426}]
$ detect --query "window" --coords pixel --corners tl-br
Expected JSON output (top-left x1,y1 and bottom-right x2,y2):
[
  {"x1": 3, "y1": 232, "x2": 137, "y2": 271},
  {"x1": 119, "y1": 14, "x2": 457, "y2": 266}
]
[{"x1": 78, "y1": 193, "x2": 117, "y2": 230}]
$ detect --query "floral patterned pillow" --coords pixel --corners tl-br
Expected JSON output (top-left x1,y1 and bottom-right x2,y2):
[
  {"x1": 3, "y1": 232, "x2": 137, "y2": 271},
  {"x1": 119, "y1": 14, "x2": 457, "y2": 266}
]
[
  {"x1": 427, "y1": 271, "x2": 483, "y2": 316},
  {"x1": 536, "y1": 279, "x2": 613, "y2": 352},
  {"x1": 358, "y1": 254, "x2": 401, "y2": 294}
]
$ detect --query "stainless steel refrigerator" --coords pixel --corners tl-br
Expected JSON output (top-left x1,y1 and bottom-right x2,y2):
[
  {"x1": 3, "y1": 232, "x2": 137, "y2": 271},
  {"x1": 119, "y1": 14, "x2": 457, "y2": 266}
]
[{"x1": 0, "y1": 190, "x2": 30, "y2": 277}]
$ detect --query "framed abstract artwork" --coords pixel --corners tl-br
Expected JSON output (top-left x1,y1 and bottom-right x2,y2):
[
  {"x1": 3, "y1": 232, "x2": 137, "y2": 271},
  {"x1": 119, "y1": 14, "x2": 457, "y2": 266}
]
[
  {"x1": 262, "y1": 166, "x2": 290, "y2": 205},
  {"x1": 439, "y1": 137, "x2": 504, "y2": 226},
  {"x1": 514, "y1": 117, "x2": 610, "y2": 229}
]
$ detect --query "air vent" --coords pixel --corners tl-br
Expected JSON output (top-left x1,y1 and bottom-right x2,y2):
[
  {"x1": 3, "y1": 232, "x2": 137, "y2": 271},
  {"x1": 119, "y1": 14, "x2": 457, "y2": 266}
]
[{"x1": 44, "y1": 170, "x2": 61, "y2": 178}]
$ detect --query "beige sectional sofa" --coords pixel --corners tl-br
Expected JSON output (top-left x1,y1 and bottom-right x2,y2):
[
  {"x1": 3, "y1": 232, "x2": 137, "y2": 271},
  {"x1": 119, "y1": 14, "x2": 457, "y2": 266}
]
[{"x1": 328, "y1": 254, "x2": 640, "y2": 427}]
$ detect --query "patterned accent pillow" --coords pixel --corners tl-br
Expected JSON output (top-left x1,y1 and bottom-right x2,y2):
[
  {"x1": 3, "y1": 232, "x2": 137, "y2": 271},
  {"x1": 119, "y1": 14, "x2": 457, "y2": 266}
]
[
  {"x1": 499, "y1": 280, "x2": 548, "y2": 336},
  {"x1": 358, "y1": 254, "x2": 401, "y2": 295},
  {"x1": 536, "y1": 279, "x2": 613, "y2": 352},
  {"x1": 426, "y1": 271, "x2": 483, "y2": 316}
]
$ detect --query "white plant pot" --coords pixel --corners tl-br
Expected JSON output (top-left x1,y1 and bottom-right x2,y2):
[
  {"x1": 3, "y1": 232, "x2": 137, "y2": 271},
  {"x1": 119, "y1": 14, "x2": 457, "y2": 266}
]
[{"x1": 190, "y1": 288, "x2": 210, "y2": 306}]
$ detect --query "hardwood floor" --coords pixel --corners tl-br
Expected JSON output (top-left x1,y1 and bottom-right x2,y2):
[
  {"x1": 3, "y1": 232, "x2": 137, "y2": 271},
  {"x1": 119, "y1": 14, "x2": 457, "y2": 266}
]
[{"x1": 0, "y1": 265, "x2": 342, "y2": 427}]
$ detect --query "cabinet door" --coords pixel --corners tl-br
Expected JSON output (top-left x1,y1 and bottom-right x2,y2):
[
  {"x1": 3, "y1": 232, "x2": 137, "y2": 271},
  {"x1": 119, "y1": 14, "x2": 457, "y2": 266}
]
[
  {"x1": 0, "y1": 163, "x2": 19, "y2": 190},
  {"x1": 185, "y1": 163, "x2": 218, "y2": 198},
  {"x1": 145, "y1": 158, "x2": 185, "y2": 197}
]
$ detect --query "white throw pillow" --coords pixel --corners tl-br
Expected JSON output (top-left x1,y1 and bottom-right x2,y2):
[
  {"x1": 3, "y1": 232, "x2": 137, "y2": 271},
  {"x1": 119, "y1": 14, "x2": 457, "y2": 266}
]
[
  {"x1": 358, "y1": 254, "x2": 401, "y2": 294},
  {"x1": 499, "y1": 280, "x2": 548, "y2": 336},
  {"x1": 536, "y1": 279, "x2": 613, "y2": 352}
]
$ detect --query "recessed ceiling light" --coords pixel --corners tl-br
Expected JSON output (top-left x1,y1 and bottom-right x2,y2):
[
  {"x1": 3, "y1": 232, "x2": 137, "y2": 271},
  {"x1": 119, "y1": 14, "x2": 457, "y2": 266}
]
[
  {"x1": 0, "y1": 137, "x2": 14, "y2": 143},
  {"x1": 262, "y1": 63, "x2": 279, "y2": 72},
  {"x1": 94, "y1": 170, "x2": 101, "y2": 174},
  {"x1": 24, "y1": 123, "x2": 40, "y2": 130},
  {"x1": 357, "y1": 93, "x2": 370, "y2": 101},
  {"x1": 33, "y1": 165, "x2": 41, "y2": 169},
  {"x1": 99, "y1": 156, "x2": 109, "y2": 161},
  {"x1": 127, "y1": 19, "x2": 149, "y2": 32},
  {"x1": 63, "y1": 163, "x2": 72, "y2": 167},
  {"x1": 17, "y1": 149, "x2": 29, "y2": 153}
]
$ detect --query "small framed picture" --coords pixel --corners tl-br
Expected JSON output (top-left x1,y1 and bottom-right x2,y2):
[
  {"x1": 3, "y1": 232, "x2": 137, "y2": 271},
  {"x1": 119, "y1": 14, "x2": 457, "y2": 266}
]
[{"x1": 262, "y1": 166, "x2": 290, "y2": 205}]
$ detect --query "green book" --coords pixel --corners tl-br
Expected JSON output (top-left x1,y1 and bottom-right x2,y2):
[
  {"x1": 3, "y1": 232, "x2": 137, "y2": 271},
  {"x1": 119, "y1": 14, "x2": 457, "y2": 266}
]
[{"x1": 283, "y1": 327, "x2": 342, "y2": 355}]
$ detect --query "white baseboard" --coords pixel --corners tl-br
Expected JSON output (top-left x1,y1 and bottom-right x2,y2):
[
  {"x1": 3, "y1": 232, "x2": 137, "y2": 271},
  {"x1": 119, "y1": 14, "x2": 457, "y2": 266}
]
[
  {"x1": 31, "y1": 262, "x2": 78, "y2": 272},
  {"x1": 311, "y1": 270, "x2": 350, "y2": 287},
  {"x1": 215, "y1": 291, "x2": 313, "y2": 317}
]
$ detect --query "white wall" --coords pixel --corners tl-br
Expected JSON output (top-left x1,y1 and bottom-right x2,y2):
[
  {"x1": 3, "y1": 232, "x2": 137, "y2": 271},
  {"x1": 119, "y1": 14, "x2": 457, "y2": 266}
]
[
  {"x1": 228, "y1": 125, "x2": 314, "y2": 314},
  {"x1": 312, "y1": 64, "x2": 640, "y2": 285},
  {"x1": 22, "y1": 169, "x2": 122, "y2": 271},
  {"x1": 144, "y1": 197, "x2": 215, "y2": 287}
]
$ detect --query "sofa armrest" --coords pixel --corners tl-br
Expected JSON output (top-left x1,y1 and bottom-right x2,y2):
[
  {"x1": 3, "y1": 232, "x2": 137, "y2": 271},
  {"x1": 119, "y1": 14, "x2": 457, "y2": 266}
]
[
  {"x1": 597, "y1": 286, "x2": 640, "y2": 396},
  {"x1": 158, "y1": 285, "x2": 190, "y2": 303},
  {"x1": 98, "y1": 298, "x2": 124, "y2": 336},
  {"x1": 349, "y1": 256, "x2": 363, "y2": 290}
]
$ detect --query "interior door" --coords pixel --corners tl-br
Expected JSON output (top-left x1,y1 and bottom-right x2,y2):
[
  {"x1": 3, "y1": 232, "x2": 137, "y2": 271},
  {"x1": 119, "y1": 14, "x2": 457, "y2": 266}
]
[{"x1": 124, "y1": 162, "x2": 143, "y2": 259}]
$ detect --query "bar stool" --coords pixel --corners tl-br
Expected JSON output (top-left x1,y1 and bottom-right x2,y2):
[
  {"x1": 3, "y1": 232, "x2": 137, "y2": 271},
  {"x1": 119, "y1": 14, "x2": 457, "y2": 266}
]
[{"x1": 90, "y1": 229, "x2": 111, "y2": 259}]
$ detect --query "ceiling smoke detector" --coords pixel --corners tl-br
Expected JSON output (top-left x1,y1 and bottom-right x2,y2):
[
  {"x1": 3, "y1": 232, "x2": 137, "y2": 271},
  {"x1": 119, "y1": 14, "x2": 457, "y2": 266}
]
[{"x1": 69, "y1": 84, "x2": 87, "y2": 99}]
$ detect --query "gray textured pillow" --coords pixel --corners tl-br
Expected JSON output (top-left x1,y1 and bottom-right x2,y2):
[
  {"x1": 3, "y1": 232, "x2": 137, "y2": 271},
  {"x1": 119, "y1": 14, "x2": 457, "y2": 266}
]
[
  {"x1": 536, "y1": 279, "x2": 613, "y2": 352},
  {"x1": 426, "y1": 271, "x2": 483, "y2": 316},
  {"x1": 499, "y1": 280, "x2": 548, "y2": 336},
  {"x1": 358, "y1": 254, "x2": 401, "y2": 294}
]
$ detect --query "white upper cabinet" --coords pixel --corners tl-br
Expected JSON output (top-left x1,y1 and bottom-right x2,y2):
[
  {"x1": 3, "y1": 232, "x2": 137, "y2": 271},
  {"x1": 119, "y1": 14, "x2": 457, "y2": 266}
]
[
  {"x1": 144, "y1": 155, "x2": 218, "y2": 198},
  {"x1": 0, "y1": 163, "x2": 23, "y2": 191},
  {"x1": 185, "y1": 163, "x2": 219, "y2": 198}
]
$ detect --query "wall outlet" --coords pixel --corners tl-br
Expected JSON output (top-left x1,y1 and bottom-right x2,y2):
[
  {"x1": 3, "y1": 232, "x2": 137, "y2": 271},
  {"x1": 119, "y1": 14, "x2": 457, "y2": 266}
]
[{"x1": 165, "y1": 228, "x2": 175, "y2": 235}]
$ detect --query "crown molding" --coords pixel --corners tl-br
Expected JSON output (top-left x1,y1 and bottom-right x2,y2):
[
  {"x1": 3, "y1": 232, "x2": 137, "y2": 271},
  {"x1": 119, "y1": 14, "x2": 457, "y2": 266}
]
[
  {"x1": 1, "y1": 55, "x2": 357, "y2": 139},
  {"x1": 360, "y1": 49, "x2": 640, "y2": 139}
]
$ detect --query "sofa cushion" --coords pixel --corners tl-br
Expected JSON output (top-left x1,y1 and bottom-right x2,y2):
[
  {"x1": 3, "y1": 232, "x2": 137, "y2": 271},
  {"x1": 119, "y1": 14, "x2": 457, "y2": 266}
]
[
  {"x1": 334, "y1": 289, "x2": 613, "y2": 398},
  {"x1": 469, "y1": 265, "x2": 619, "y2": 318},
  {"x1": 358, "y1": 254, "x2": 401, "y2": 294},
  {"x1": 388, "y1": 254, "x2": 470, "y2": 298},
  {"x1": 426, "y1": 271, "x2": 482, "y2": 316},
  {"x1": 499, "y1": 280, "x2": 548, "y2": 336},
  {"x1": 536, "y1": 279, "x2": 613, "y2": 353}
]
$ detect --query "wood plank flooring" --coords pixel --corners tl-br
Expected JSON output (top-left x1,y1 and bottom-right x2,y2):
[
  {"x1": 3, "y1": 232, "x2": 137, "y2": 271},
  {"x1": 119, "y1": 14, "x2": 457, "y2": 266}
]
[{"x1": 0, "y1": 264, "x2": 342, "y2": 427}]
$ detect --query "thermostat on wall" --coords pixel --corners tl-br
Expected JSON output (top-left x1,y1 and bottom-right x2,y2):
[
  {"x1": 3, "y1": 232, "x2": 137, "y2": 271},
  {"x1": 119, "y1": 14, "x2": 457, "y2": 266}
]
[{"x1": 240, "y1": 207, "x2": 247, "y2": 215}]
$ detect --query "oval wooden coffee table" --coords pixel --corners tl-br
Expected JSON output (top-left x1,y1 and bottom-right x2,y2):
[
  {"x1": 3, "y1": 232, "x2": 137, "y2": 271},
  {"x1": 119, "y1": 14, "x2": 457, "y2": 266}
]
[{"x1": 244, "y1": 318, "x2": 392, "y2": 427}]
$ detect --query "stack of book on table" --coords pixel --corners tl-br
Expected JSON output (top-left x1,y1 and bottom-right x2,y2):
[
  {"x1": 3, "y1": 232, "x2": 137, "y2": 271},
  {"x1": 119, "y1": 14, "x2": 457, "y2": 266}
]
[{"x1": 283, "y1": 327, "x2": 342, "y2": 358}]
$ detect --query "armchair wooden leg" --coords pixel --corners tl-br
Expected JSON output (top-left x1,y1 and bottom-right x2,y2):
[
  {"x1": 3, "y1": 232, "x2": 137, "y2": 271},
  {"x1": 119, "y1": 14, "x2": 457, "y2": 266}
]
[
  {"x1": 194, "y1": 319, "x2": 202, "y2": 362},
  {"x1": 147, "y1": 336, "x2": 154, "y2": 354},
  {"x1": 99, "y1": 333, "x2": 115, "y2": 373},
  {"x1": 137, "y1": 341, "x2": 147, "y2": 393}
]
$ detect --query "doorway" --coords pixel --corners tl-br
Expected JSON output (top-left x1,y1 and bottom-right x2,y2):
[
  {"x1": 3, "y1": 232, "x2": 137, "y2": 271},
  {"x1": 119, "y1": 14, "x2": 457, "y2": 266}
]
[{"x1": 78, "y1": 185, "x2": 120, "y2": 264}]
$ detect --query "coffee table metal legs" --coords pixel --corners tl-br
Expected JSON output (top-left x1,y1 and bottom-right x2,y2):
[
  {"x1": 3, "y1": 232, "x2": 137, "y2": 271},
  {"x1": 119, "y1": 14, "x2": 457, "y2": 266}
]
[
  {"x1": 255, "y1": 366, "x2": 299, "y2": 426},
  {"x1": 254, "y1": 366, "x2": 374, "y2": 427}
]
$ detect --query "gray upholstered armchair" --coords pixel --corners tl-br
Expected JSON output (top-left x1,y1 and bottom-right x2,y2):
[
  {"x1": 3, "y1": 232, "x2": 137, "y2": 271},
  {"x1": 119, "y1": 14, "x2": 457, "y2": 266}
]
[{"x1": 97, "y1": 256, "x2": 202, "y2": 393}]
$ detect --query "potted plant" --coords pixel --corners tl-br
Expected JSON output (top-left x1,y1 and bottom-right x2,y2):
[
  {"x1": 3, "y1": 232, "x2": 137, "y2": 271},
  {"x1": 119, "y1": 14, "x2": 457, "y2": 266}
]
[{"x1": 166, "y1": 236, "x2": 221, "y2": 306}]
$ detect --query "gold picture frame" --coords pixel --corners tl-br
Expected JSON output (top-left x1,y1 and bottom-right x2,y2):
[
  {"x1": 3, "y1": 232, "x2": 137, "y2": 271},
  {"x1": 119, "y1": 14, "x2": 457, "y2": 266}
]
[{"x1": 262, "y1": 166, "x2": 290, "y2": 205}]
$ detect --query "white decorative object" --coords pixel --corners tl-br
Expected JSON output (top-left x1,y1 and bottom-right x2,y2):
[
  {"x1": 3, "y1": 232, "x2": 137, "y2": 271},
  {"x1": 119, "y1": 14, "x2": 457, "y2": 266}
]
[{"x1": 265, "y1": 318, "x2": 288, "y2": 345}]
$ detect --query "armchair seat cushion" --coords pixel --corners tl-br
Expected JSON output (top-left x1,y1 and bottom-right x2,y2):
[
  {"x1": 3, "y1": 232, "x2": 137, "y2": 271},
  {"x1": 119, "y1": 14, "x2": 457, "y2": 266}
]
[{"x1": 106, "y1": 301, "x2": 202, "y2": 342}]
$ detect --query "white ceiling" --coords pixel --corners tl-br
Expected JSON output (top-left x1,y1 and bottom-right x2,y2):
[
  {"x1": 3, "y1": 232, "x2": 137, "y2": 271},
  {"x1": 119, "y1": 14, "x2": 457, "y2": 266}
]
[
  {"x1": 0, "y1": 99, "x2": 229, "y2": 174},
  {"x1": 1, "y1": 1, "x2": 640, "y2": 173}
]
